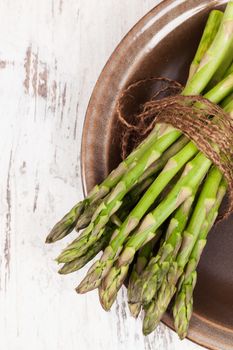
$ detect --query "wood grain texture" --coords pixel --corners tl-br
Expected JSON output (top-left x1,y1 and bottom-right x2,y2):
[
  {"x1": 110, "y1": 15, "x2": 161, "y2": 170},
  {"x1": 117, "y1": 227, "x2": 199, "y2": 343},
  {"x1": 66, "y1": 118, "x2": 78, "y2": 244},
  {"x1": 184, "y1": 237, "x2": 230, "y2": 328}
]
[{"x1": 0, "y1": 1, "x2": 204, "y2": 349}]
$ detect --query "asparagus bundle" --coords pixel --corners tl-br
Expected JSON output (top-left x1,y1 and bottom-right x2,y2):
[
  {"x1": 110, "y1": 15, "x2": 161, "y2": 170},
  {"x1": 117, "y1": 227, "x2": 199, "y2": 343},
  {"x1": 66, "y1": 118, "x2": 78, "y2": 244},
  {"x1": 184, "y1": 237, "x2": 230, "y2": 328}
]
[{"x1": 46, "y1": 2, "x2": 233, "y2": 340}]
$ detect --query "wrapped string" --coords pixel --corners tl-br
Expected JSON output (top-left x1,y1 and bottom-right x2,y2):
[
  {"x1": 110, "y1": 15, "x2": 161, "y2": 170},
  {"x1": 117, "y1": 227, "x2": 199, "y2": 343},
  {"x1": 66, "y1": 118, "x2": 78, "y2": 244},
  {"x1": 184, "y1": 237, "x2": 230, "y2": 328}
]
[{"x1": 117, "y1": 78, "x2": 233, "y2": 218}]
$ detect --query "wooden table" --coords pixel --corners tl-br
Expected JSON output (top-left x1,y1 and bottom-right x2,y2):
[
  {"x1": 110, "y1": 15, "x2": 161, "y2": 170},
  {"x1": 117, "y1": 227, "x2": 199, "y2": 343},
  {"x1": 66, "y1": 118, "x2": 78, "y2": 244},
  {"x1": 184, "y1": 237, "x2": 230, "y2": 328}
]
[{"x1": 0, "y1": 1, "x2": 204, "y2": 349}]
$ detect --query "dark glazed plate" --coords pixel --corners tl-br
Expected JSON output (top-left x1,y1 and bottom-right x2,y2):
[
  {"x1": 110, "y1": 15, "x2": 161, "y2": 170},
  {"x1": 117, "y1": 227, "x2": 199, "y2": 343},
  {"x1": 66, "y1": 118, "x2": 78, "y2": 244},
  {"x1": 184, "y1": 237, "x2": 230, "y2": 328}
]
[{"x1": 81, "y1": 1, "x2": 233, "y2": 349}]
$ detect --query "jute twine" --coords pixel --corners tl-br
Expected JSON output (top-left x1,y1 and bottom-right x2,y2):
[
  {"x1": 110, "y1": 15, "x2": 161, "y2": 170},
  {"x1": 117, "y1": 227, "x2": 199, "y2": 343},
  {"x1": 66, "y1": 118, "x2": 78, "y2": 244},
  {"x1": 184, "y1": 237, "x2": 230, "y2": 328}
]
[{"x1": 117, "y1": 77, "x2": 233, "y2": 218}]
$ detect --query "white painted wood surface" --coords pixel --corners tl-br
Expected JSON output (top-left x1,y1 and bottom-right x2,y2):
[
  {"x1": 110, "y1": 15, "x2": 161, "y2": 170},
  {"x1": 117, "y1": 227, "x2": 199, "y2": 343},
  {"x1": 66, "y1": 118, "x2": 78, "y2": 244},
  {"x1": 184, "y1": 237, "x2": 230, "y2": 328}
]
[{"x1": 0, "y1": 1, "x2": 205, "y2": 349}]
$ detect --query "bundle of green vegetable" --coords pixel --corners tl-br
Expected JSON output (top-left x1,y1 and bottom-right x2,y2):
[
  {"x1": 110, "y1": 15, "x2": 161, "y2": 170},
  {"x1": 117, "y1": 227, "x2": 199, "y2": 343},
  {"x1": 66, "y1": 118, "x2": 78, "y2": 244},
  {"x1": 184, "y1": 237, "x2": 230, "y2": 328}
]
[{"x1": 46, "y1": 2, "x2": 233, "y2": 340}]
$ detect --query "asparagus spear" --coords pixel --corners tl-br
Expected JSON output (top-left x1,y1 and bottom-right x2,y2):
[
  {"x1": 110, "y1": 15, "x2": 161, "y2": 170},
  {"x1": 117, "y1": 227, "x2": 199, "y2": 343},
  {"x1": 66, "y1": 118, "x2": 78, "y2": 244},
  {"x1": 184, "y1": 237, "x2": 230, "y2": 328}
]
[
  {"x1": 187, "y1": 10, "x2": 223, "y2": 81},
  {"x1": 173, "y1": 179, "x2": 227, "y2": 339},
  {"x1": 204, "y1": 72, "x2": 233, "y2": 102},
  {"x1": 183, "y1": 1, "x2": 233, "y2": 95},
  {"x1": 143, "y1": 261, "x2": 179, "y2": 335},
  {"x1": 58, "y1": 225, "x2": 113, "y2": 274},
  {"x1": 173, "y1": 270, "x2": 196, "y2": 339},
  {"x1": 221, "y1": 62, "x2": 233, "y2": 106},
  {"x1": 221, "y1": 91, "x2": 233, "y2": 107},
  {"x1": 224, "y1": 60, "x2": 233, "y2": 77},
  {"x1": 127, "y1": 240, "x2": 155, "y2": 318},
  {"x1": 76, "y1": 199, "x2": 103, "y2": 230},
  {"x1": 129, "y1": 195, "x2": 196, "y2": 306},
  {"x1": 142, "y1": 166, "x2": 223, "y2": 335},
  {"x1": 223, "y1": 94, "x2": 233, "y2": 114},
  {"x1": 98, "y1": 230, "x2": 163, "y2": 311},
  {"x1": 45, "y1": 201, "x2": 87, "y2": 243}
]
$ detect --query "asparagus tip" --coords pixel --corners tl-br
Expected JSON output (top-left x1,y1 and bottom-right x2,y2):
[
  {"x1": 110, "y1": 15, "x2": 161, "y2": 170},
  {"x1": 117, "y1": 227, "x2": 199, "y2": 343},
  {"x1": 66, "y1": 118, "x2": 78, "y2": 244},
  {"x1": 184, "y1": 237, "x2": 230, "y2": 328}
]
[
  {"x1": 75, "y1": 279, "x2": 97, "y2": 294},
  {"x1": 45, "y1": 234, "x2": 55, "y2": 244},
  {"x1": 98, "y1": 288, "x2": 114, "y2": 311},
  {"x1": 58, "y1": 266, "x2": 67, "y2": 274},
  {"x1": 75, "y1": 283, "x2": 93, "y2": 294},
  {"x1": 128, "y1": 302, "x2": 141, "y2": 318}
]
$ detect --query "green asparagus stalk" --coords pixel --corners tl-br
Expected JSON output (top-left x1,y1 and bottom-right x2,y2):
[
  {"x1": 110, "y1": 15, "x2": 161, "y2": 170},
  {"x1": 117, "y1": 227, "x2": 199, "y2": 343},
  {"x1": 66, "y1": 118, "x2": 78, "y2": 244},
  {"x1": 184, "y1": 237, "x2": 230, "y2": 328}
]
[
  {"x1": 222, "y1": 94, "x2": 233, "y2": 113},
  {"x1": 204, "y1": 72, "x2": 233, "y2": 102},
  {"x1": 128, "y1": 240, "x2": 155, "y2": 318},
  {"x1": 58, "y1": 225, "x2": 113, "y2": 274},
  {"x1": 173, "y1": 179, "x2": 227, "y2": 339},
  {"x1": 98, "y1": 264, "x2": 129, "y2": 311},
  {"x1": 45, "y1": 201, "x2": 87, "y2": 243},
  {"x1": 142, "y1": 166, "x2": 223, "y2": 335},
  {"x1": 98, "y1": 231, "x2": 163, "y2": 311},
  {"x1": 76, "y1": 199, "x2": 103, "y2": 230},
  {"x1": 221, "y1": 91, "x2": 233, "y2": 107},
  {"x1": 129, "y1": 195, "x2": 196, "y2": 306},
  {"x1": 132, "y1": 136, "x2": 189, "y2": 184},
  {"x1": 221, "y1": 62, "x2": 233, "y2": 106},
  {"x1": 183, "y1": 1, "x2": 233, "y2": 95},
  {"x1": 176, "y1": 167, "x2": 222, "y2": 268},
  {"x1": 98, "y1": 174, "x2": 199, "y2": 310},
  {"x1": 143, "y1": 261, "x2": 179, "y2": 335},
  {"x1": 173, "y1": 270, "x2": 196, "y2": 338},
  {"x1": 187, "y1": 10, "x2": 223, "y2": 81},
  {"x1": 224, "y1": 60, "x2": 233, "y2": 77},
  {"x1": 206, "y1": 47, "x2": 233, "y2": 88}
]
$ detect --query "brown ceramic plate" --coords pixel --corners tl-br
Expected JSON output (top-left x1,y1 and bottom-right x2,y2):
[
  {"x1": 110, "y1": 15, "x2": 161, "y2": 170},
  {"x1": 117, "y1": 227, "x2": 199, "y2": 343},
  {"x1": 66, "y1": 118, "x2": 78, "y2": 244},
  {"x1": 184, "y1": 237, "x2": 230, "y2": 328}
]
[{"x1": 81, "y1": 1, "x2": 233, "y2": 349}]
